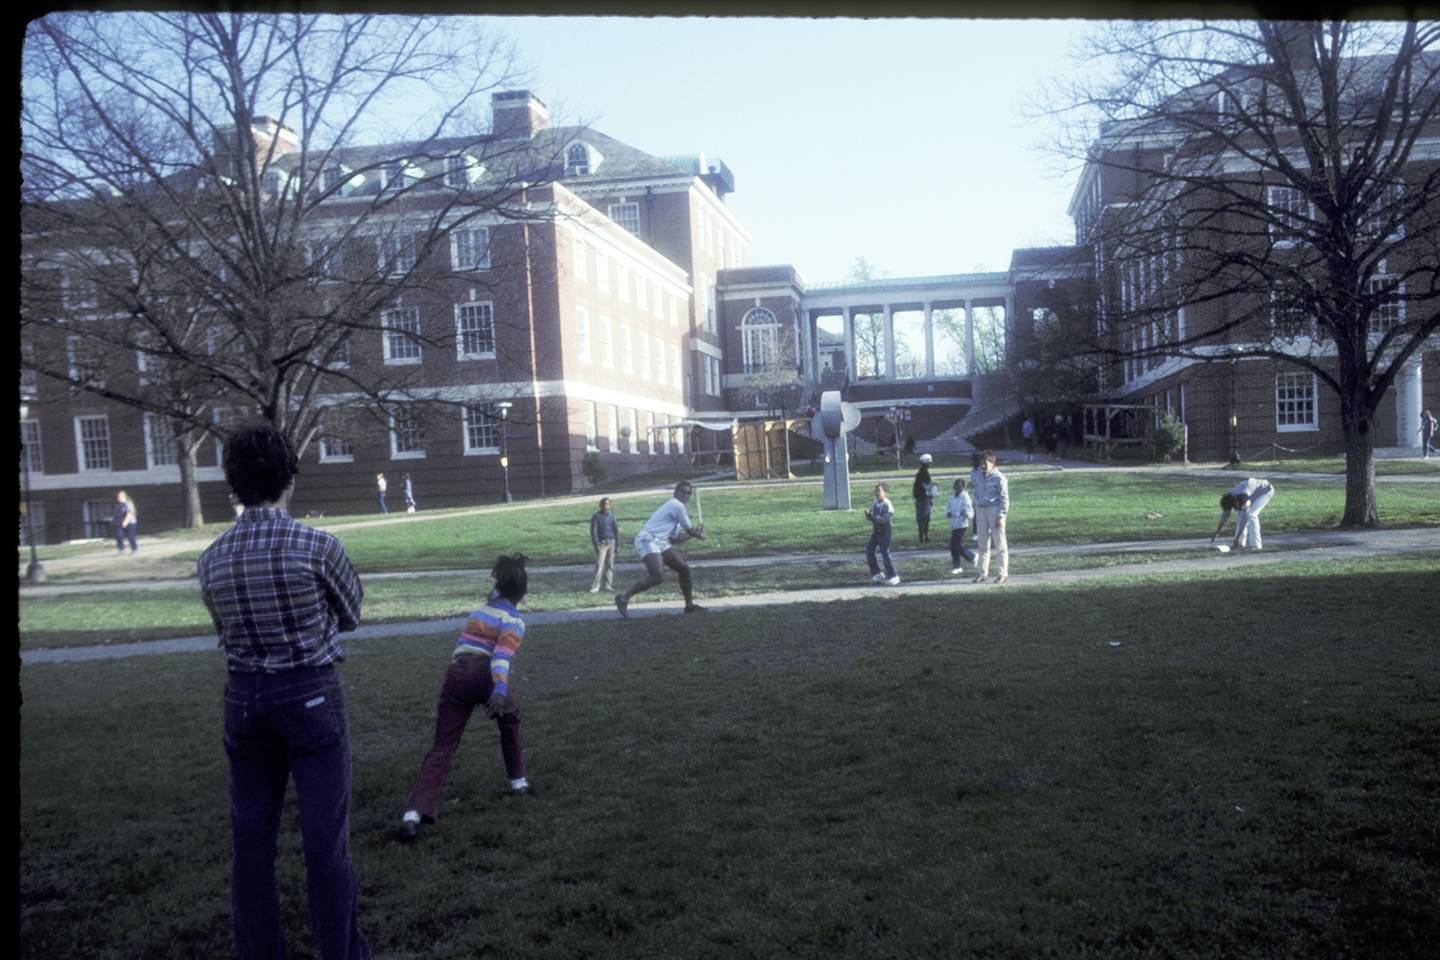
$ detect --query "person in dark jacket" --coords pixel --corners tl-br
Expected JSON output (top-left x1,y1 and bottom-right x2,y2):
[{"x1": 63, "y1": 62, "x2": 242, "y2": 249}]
[{"x1": 588, "y1": 497, "x2": 619, "y2": 593}]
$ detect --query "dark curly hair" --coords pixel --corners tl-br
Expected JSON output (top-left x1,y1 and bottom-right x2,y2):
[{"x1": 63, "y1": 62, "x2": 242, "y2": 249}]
[
  {"x1": 492, "y1": 553, "x2": 529, "y2": 603},
  {"x1": 223, "y1": 423, "x2": 300, "y2": 506}
]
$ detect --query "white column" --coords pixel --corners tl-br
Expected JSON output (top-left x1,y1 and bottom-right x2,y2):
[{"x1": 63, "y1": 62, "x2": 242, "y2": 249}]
[
  {"x1": 883, "y1": 304, "x2": 895, "y2": 381},
  {"x1": 964, "y1": 299, "x2": 975, "y2": 377},
  {"x1": 1396, "y1": 357, "x2": 1422, "y2": 449},
  {"x1": 923, "y1": 302, "x2": 935, "y2": 377},
  {"x1": 1003, "y1": 295, "x2": 1014, "y2": 368},
  {"x1": 843, "y1": 308, "x2": 855, "y2": 381}
]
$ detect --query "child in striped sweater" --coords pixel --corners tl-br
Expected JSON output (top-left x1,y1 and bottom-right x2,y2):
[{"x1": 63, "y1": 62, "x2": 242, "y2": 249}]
[{"x1": 401, "y1": 554, "x2": 532, "y2": 839}]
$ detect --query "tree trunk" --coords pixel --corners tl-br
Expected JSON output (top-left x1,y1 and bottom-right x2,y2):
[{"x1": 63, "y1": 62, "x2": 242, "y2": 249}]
[
  {"x1": 177, "y1": 441, "x2": 206, "y2": 528},
  {"x1": 1339, "y1": 400, "x2": 1379, "y2": 527}
]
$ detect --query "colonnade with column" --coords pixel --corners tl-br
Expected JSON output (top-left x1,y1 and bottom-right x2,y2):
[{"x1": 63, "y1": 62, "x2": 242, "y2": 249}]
[{"x1": 801, "y1": 295, "x2": 1012, "y2": 384}]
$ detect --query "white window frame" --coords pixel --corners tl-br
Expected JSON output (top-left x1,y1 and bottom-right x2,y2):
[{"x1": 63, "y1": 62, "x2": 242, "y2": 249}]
[
  {"x1": 144, "y1": 413, "x2": 179, "y2": 468},
  {"x1": 381, "y1": 233, "x2": 417, "y2": 276},
  {"x1": 390, "y1": 406, "x2": 427, "y2": 459},
  {"x1": 572, "y1": 235, "x2": 588, "y2": 281},
  {"x1": 607, "y1": 403, "x2": 620, "y2": 452},
  {"x1": 74, "y1": 414, "x2": 112, "y2": 471},
  {"x1": 609, "y1": 202, "x2": 640, "y2": 237},
  {"x1": 1369, "y1": 273, "x2": 1405, "y2": 331},
  {"x1": 566, "y1": 143, "x2": 591, "y2": 176},
  {"x1": 576, "y1": 305, "x2": 592, "y2": 362},
  {"x1": 382, "y1": 306, "x2": 423, "y2": 364},
  {"x1": 1268, "y1": 185, "x2": 1311, "y2": 246},
  {"x1": 446, "y1": 154, "x2": 478, "y2": 188},
  {"x1": 82, "y1": 499, "x2": 113, "y2": 539},
  {"x1": 628, "y1": 408, "x2": 640, "y2": 455},
  {"x1": 596, "y1": 251, "x2": 609, "y2": 292},
  {"x1": 462, "y1": 404, "x2": 500, "y2": 455},
  {"x1": 584, "y1": 401, "x2": 598, "y2": 452},
  {"x1": 319, "y1": 434, "x2": 354, "y2": 463},
  {"x1": 644, "y1": 411, "x2": 655, "y2": 455},
  {"x1": 652, "y1": 282, "x2": 663, "y2": 318},
  {"x1": 1275, "y1": 372, "x2": 1319, "y2": 433},
  {"x1": 21, "y1": 419, "x2": 43, "y2": 475},
  {"x1": 619, "y1": 324, "x2": 633, "y2": 374},
  {"x1": 618, "y1": 263, "x2": 630, "y2": 303},
  {"x1": 455, "y1": 301, "x2": 497, "y2": 360},
  {"x1": 637, "y1": 332, "x2": 650, "y2": 380},
  {"x1": 668, "y1": 294, "x2": 679, "y2": 327},
  {"x1": 67, "y1": 335, "x2": 105, "y2": 389},
  {"x1": 451, "y1": 227, "x2": 491, "y2": 271},
  {"x1": 636, "y1": 276, "x2": 648, "y2": 312},
  {"x1": 741, "y1": 307, "x2": 781, "y2": 372},
  {"x1": 661, "y1": 416, "x2": 672, "y2": 455},
  {"x1": 598, "y1": 315, "x2": 614, "y2": 368},
  {"x1": 1361, "y1": 180, "x2": 1405, "y2": 242},
  {"x1": 655, "y1": 340, "x2": 667, "y2": 385}
]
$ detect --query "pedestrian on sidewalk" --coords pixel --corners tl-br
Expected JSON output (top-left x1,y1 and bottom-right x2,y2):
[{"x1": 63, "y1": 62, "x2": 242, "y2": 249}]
[
  {"x1": 588, "y1": 497, "x2": 618, "y2": 593},
  {"x1": 402, "y1": 473, "x2": 416, "y2": 513},
  {"x1": 972, "y1": 450, "x2": 1010, "y2": 584},
  {"x1": 400, "y1": 553, "x2": 533, "y2": 841},
  {"x1": 1419, "y1": 409, "x2": 1438, "y2": 457},
  {"x1": 198, "y1": 424, "x2": 371, "y2": 960},
  {"x1": 1219, "y1": 478, "x2": 1275, "y2": 551},
  {"x1": 946, "y1": 477, "x2": 976, "y2": 575},
  {"x1": 1022, "y1": 416, "x2": 1036, "y2": 462},
  {"x1": 615, "y1": 481, "x2": 707, "y2": 617},
  {"x1": 912, "y1": 455, "x2": 937, "y2": 545},
  {"x1": 376, "y1": 473, "x2": 388, "y2": 514},
  {"x1": 865, "y1": 482, "x2": 900, "y2": 585},
  {"x1": 112, "y1": 490, "x2": 138, "y2": 553}
]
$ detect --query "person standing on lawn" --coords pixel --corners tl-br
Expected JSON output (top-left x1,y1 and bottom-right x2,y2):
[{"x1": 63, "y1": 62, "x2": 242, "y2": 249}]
[
  {"x1": 198, "y1": 424, "x2": 370, "y2": 960},
  {"x1": 1021, "y1": 416, "x2": 1036, "y2": 462},
  {"x1": 1218, "y1": 477, "x2": 1275, "y2": 551},
  {"x1": 376, "y1": 473, "x2": 388, "y2": 514},
  {"x1": 401, "y1": 553, "x2": 533, "y2": 840},
  {"x1": 112, "y1": 490, "x2": 138, "y2": 553},
  {"x1": 946, "y1": 477, "x2": 976, "y2": 575},
  {"x1": 589, "y1": 497, "x2": 619, "y2": 593},
  {"x1": 972, "y1": 449, "x2": 1010, "y2": 584},
  {"x1": 865, "y1": 482, "x2": 900, "y2": 585},
  {"x1": 615, "y1": 481, "x2": 706, "y2": 617},
  {"x1": 402, "y1": 472, "x2": 417, "y2": 512},
  {"x1": 1419, "y1": 409, "x2": 1438, "y2": 457},
  {"x1": 912, "y1": 454, "x2": 938, "y2": 545}
]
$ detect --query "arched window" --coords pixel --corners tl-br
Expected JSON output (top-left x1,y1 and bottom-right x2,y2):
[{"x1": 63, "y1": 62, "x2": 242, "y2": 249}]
[
  {"x1": 741, "y1": 307, "x2": 780, "y2": 373},
  {"x1": 566, "y1": 143, "x2": 591, "y2": 176}
]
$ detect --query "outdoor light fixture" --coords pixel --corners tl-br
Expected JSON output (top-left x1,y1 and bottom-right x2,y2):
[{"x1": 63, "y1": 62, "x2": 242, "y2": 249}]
[
  {"x1": 496, "y1": 400, "x2": 513, "y2": 503},
  {"x1": 19, "y1": 403, "x2": 45, "y2": 583}
]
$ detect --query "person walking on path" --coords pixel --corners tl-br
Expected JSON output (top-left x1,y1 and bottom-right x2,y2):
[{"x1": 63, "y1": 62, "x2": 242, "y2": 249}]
[
  {"x1": 198, "y1": 424, "x2": 370, "y2": 960},
  {"x1": 1021, "y1": 416, "x2": 1036, "y2": 462},
  {"x1": 402, "y1": 472, "x2": 417, "y2": 513},
  {"x1": 912, "y1": 455, "x2": 937, "y2": 545},
  {"x1": 112, "y1": 490, "x2": 138, "y2": 553},
  {"x1": 589, "y1": 497, "x2": 619, "y2": 593},
  {"x1": 400, "y1": 554, "x2": 533, "y2": 841},
  {"x1": 865, "y1": 482, "x2": 900, "y2": 585},
  {"x1": 1219, "y1": 477, "x2": 1276, "y2": 551},
  {"x1": 972, "y1": 450, "x2": 1010, "y2": 584},
  {"x1": 946, "y1": 477, "x2": 977, "y2": 575},
  {"x1": 376, "y1": 473, "x2": 388, "y2": 514},
  {"x1": 1419, "y1": 409, "x2": 1438, "y2": 457},
  {"x1": 615, "y1": 481, "x2": 707, "y2": 617}
]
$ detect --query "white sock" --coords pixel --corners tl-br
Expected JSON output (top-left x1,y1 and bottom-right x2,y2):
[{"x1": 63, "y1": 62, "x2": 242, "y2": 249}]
[
  {"x1": 402, "y1": 809, "x2": 420, "y2": 823},
  {"x1": 509, "y1": 777, "x2": 529, "y2": 791}
]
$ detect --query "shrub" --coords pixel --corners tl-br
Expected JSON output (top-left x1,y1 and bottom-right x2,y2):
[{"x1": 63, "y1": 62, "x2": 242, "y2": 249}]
[
  {"x1": 581, "y1": 451, "x2": 606, "y2": 488},
  {"x1": 1155, "y1": 414, "x2": 1186, "y2": 462}
]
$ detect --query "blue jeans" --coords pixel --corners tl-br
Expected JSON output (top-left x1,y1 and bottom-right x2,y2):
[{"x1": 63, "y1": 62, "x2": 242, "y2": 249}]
[
  {"x1": 866, "y1": 527, "x2": 896, "y2": 578},
  {"x1": 224, "y1": 665, "x2": 370, "y2": 960}
]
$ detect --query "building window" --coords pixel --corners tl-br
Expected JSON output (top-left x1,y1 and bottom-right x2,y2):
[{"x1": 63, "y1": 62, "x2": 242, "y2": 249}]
[
  {"x1": 596, "y1": 251, "x2": 609, "y2": 292},
  {"x1": 1275, "y1": 372, "x2": 1319, "y2": 432},
  {"x1": 636, "y1": 276, "x2": 648, "y2": 312},
  {"x1": 669, "y1": 294, "x2": 679, "y2": 327},
  {"x1": 446, "y1": 155, "x2": 476, "y2": 188},
  {"x1": 617, "y1": 263, "x2": 630, "y2": 302},
  {"x1": 566, "y1": 143, "x2": 591, "y2": 176},
  {"x1": 660, "y1": 415, "x2": 672, "y2": 455},
  {"x1": 1369, "y1": 272, "x2": 1404, "y2": 332},
  {"x1": 671, "y1": 345, "x2": 683, "y2": 392},
  {"x1": 607, "y1": 403, "x2": 619, "y2": 452},
  {"x1": 144, "y1": 414, "x2": 180, "y2": 468},
  {"x1": 456, "y1": 301, "x2": 496, "y2": 359},
  {"x1": 20, "y1": 500, "x2": 46, "y2": 547},
  {"x1": 319, "y1": 435, "x2": 354, "y2": 463},
  {"x1": 741, "y1": 307, "x2": 780, "y2": 372},
  {"x1": 584, "y1": 401, "x2": 598, "y2": 452},
  {"x1": 1270, "y1": 288, "x2": 1313, "y2": 338},
  {"x1": 451, "y1": 227, "x2": 490, "y2": 271},
  {"x1": 655, "y1": 341, "x2": 667, "y2": 385},
  {"x1": 637, "y1": 332, "x2": 650, "y2": 380},
  {"x1": 21, "y1": 419, "x2": 43, "y2": 475},
  {"x1": 322, "y1": 165, "x2": 352, "y2": 195},
  {"x1": 75, "y1": 415, "x2": 112, "y2": 471},
  {"x1": 382, "y1": 306, "x2": 423, "y2": 363},
  {"x1": 644, "y1": 412, "x2": 655, "y2": 455},
  {"x1": 706, "y1": 355, "x2": 721, "y2": 397},
  {"x1": 327, "y1": 332, "x2": 351, "y2": 370},
  {"x1": 652, "y1": 283, "x2": 663, "y2": 318},
  {"x1": 67, "y1": 336, "x2": 106, "y2": 389},
  {"x1": 619, "y1": 324, "x2": 633, "y2": 374},
  {"x1": 576, "y1": 305, "x2": 591, "y2": 362},
  {"x1": 598, "y1": 316, "x2": 614, "y2": 368},
  {"x1": 572, "y1": 236, "x2": 588, "y2": 281},
  {"x1": 628, "y1": 408, "x2": 639, "y2": 455},
  {"x1": 609, "y1": 202, "x2": 640, "y2": 237},
  {"x1": 381, "y1": 234, "x2": 417, "y2": 275},
  {"x1": 1361, "y1": 180, "x2": 1405, "y2": 242},
  {"x1": 21, "y1": 343, "x2": 38, "y2": 399},
  {"x1": 390, "y1": 406, "x2": 426, "y2": 458},
  {"x1": 1267, "y1": 185, "x2": 1310, "y2": 245},
  {"x1": 82, "y1": 499, "x2": 113, "y2": 539},
  {"x1": 462, "y1": 404, "x2": 500, "y2": 454}
]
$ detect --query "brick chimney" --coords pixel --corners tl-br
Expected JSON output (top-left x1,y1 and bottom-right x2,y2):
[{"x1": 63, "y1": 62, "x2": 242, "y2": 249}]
[{"x1": 491, "y1": 90, "x2": 549, "y2": 141}]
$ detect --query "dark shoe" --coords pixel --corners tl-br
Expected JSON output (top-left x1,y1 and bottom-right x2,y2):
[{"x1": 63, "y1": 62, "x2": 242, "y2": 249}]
[
  {"x1": 684, "y1": 603, "x2": 706, "y2": 614},
  {"x1": 615, "y1": 594, "x2": 628, "y2": 618}
]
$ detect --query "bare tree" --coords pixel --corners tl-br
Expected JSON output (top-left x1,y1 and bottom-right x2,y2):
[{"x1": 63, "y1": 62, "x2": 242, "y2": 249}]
[
  {"x1": 1042, "y1": 20, "x2": 1439, "y2": 525},
  {"x1": 21, "y1": 12, "x2": 568, "y2": 524}
]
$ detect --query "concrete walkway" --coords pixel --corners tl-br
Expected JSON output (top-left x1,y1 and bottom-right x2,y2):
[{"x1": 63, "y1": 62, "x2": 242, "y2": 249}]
[{"x1": 21, "y1": 525, "x2": 1438, "y2": 666}]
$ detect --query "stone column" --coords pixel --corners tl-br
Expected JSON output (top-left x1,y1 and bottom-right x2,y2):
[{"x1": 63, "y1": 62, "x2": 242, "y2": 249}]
[
  {"x1": 924, "y1": 302, "x2": 935, "y2": 377},
  {"x1": 1003, "y1": 295, "x2": 1014, "y2": 368},
  {"x1": 1396, "y1": 357, "x2": 1422, "y2": 449},
  {"x1": 965, "y1": 300, "x2": 975, "y2": 378},
  {"x1": 843, "y1": 308, "x2": 855, "y2": 381},
  {"x1": 884, "y1": 304, "x2": 895, "y2": 381}
]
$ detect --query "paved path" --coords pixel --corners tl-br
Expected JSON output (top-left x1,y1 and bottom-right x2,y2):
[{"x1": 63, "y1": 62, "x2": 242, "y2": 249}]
[{"x1": 21, "y1": 525, "x2": 1438, "y2": 666}]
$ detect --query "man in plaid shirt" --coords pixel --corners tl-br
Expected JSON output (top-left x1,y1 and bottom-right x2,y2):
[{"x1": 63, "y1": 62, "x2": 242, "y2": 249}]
[{"x1": 199, "y1": 424, "x2": 369, "y2": 960}]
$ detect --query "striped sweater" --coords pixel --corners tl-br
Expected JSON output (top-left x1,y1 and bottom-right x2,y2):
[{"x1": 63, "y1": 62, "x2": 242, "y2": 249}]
[{"x1": 452, "y1": 598, "x2": 526, "y2": 698}]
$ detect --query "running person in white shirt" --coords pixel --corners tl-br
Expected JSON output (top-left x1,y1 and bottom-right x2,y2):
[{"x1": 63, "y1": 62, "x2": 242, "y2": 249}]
[{"x1": 616, "y1": 481, "x2": 707, "y2": 617}]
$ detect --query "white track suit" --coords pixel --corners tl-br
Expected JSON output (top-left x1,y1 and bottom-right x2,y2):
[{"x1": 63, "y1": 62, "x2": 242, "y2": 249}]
[{"x1": 1230, "y1": 478, "x2": 1275, "y2": 549}]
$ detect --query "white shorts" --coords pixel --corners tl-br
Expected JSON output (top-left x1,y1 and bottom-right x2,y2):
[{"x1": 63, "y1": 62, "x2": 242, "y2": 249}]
[{"x1": 635, "y1": 534, "x2": 671, "y2": 559}]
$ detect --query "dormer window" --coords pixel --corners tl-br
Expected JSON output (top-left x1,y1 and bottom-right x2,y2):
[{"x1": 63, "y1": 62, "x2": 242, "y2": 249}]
[
  {"x1": 322, "y1": 165, "x2": 352, "y2": 194},
  {"x1": 565, "y1": 142, "x2": 602, "y2": 176},
  {"x1": 446, "y1": 154, "x2": 482, "y2": 188}
]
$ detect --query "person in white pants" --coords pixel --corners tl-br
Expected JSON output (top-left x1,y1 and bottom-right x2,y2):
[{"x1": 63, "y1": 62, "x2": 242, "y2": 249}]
[{"x1": 1219, "y1": 478, "x2": 1275, "y2": 551}]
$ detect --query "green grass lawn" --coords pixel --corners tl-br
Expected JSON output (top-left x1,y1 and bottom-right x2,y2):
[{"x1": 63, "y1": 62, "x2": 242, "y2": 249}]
[{"x1": 20, "y1": 555, "x2": 1440, "y2": 958}]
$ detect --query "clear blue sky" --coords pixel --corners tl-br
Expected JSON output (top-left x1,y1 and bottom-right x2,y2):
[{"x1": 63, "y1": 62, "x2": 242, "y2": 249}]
[{"x1": 485, "y1": 16, "x2": 1095, "y2": 284}]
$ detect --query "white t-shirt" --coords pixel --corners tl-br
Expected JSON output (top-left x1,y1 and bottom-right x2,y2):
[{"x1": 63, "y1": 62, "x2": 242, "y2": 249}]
[{"x1": 637, "y1": 497, "x2": 693, "y2": 543}]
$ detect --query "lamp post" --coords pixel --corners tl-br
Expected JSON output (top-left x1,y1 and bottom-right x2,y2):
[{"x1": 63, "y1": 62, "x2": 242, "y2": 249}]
[
  {"x1": 19, "y1": 403, "x2": 45, "y2": 583},
  {"x1": 496, "y1": 400, "x2": 513, "y2": 503}
]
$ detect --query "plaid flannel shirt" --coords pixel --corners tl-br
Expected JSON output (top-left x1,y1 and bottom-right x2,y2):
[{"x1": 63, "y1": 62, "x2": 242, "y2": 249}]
[{"x1": 199, "y1": 508, "x2": 363, "y2": 674}]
